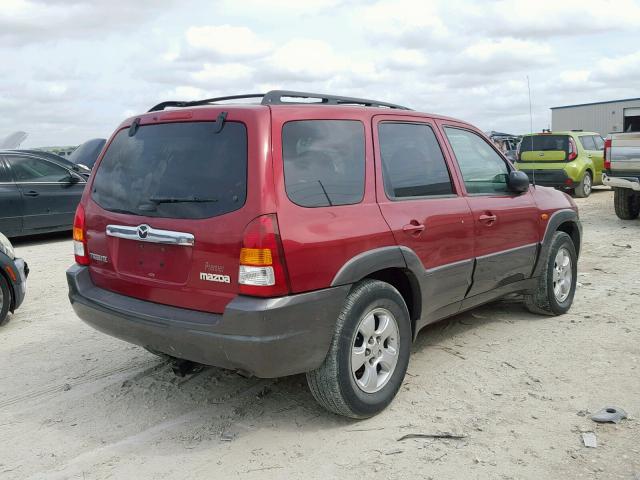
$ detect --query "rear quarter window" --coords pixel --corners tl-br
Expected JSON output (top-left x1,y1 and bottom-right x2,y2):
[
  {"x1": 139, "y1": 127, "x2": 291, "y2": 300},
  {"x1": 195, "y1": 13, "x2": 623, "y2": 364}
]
[
  {"x1": 282, "y1": 120, "x2": 365, "y2": 207},
  {"x1": 91, "y1": 121, "x2": 247, "y2": 219}
]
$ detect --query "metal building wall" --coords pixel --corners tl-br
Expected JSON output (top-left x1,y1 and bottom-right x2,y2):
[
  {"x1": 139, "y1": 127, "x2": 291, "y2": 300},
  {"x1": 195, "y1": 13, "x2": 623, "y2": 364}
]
[{"x1": 551, "y1": 99, "x2": 640, "y2": 136}]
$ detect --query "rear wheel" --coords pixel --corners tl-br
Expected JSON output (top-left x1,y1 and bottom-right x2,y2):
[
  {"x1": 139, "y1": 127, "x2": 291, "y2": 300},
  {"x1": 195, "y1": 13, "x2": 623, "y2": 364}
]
[
  {"x1": 0, "y1": 274, "x2": 12, "y2": 327},
  {"x1": 614, "y1": 187, "x2": 640, "y2": 220},
  {"x1": 574, "y1": 171, "x2": 592, "y2": 198},
  {"x1": 525, "y1": 231, "x2": 577, "y2": 315},
  {"x1": 306, "y1": 279, "x2": 411, "y2": 418}
]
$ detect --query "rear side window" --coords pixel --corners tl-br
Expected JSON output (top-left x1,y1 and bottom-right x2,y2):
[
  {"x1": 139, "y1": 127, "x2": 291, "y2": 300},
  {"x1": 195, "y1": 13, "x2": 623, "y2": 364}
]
[
  {"x1": 6, "y1": 155, "x2": 70, "y2": 182},
  {"x1": 378, "y1": 122, "x2": 453, "y2": 198},
  {"x1": 282, "y1": 120, "x2": 365, "y2": 207},
  {"x1": 579, "y1": 136, "x2": 596, "y2": 150},
  {"x1": 0, "y1": 159, "x2": 11, "y2": 182},
  {"x1": 444, "y1": 127, "x2": 510, "y2": 195},
  {"x1": 92, "y1": 121, "x2": 247, "y2": 219},
  {"x1": 519, "y1": 135, "x2": 569, "y2": 152}
]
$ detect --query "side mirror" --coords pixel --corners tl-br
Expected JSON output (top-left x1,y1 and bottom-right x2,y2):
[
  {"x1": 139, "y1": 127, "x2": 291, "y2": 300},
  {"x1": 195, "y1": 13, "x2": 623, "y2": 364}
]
[
  {"x1": 63, "y1": 173, "x2": 80, "y2": 186},
  {"x1": 508, "y1": 170, "x2": 530, "y2": 193}
]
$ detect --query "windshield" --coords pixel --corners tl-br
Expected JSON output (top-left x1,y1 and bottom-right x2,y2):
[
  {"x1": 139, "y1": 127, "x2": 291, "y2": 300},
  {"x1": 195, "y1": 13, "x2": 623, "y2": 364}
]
[
  {"x1": 92, "y1": 121, "x2": 247, "y2": 219},
  {"x1": 520, "y1": 135, "x2": 569, "y2": 152},
  {"x1": 68, "y1": 138, "x2": 106, "y2": 168}
]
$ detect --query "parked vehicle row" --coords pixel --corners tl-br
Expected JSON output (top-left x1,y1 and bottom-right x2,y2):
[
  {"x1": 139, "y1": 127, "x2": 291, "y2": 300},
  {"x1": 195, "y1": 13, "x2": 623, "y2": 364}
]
[{"x1": 66, "y1": 90, "x2": 582, "y2": 418}]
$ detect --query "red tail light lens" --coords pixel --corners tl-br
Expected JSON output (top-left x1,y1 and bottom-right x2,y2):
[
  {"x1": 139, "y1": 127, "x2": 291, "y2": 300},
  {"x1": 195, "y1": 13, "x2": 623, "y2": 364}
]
[
  {"x1": 73, "y1": 204, "x2": 89, "y2": 265},
  {"x1": 567, "y1": 137, "x2": 578, "y2": 161},
  {"x1": 238, "y1": 214, "x2": 289, "y2": 297},
  {"x1": 604, "y1": 138, "x2": 612, "y2": 170}
]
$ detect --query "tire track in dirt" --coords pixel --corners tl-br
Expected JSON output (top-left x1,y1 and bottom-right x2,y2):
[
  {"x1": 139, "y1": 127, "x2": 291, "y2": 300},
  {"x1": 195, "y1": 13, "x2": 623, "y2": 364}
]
[{"x1": 0, "y1": 360, "x2": 159, "y2": 409}]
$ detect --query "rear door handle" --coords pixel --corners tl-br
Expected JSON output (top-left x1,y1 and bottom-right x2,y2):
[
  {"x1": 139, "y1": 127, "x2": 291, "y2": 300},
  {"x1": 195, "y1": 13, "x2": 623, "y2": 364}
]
[
  {"x1": 402, "y1": 221, "x2": 425, "y2": 234},
  {"x1": 478, "y1": 213, "x2": 497, "y2": 224},
  {"x1": 23, "y1": 191, "x2": 40, "y2": 197}
]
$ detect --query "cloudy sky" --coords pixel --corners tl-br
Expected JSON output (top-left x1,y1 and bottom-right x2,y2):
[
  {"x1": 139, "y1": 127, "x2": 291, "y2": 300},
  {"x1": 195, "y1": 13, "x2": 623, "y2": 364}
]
[{"x1": 2, "y1": 0, "x2": 640, "y2": 147}]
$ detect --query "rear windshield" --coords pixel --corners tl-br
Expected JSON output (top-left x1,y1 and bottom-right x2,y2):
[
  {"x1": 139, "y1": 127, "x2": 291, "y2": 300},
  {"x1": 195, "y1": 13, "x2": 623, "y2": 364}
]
[
  {"x1": 92, "y1": 121, "x2": 247, "y2": 219},
  {"x1": 520, "y1": 135, "x2": 569, "y2": 152},
  {"x1": 282, "y1": 120, "x2": 365, "y2": 207}
]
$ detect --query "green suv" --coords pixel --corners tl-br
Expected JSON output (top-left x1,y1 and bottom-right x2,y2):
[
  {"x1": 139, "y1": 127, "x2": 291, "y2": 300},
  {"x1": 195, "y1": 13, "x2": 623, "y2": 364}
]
[{"x1": 515, "y1": 131, "x2": 605, "y2": 197}]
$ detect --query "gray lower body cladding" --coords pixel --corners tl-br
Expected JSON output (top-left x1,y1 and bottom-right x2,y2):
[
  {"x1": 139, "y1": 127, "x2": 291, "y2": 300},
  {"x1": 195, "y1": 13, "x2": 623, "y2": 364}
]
[
  {"x1": 67, "y1": 265, "x2": 349, "y2": 378},
  {"x1": 516, "y1": 169, "x2": 572, "y2": 188}
]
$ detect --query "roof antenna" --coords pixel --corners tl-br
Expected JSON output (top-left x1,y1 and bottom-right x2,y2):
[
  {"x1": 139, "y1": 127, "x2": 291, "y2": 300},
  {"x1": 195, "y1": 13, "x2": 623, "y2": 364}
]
[{"x1": 527, "y1": 75, "x2": 536, "y2": 188}]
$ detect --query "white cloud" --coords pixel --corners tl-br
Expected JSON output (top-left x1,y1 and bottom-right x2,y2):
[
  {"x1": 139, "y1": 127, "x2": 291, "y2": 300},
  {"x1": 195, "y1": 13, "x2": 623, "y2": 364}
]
[
  {"x1": 269, "y1": 39, "x2": 349, "y2": 80},
  {"x1": 186, "y1": 25, "x2": 273, "y2": 57}
]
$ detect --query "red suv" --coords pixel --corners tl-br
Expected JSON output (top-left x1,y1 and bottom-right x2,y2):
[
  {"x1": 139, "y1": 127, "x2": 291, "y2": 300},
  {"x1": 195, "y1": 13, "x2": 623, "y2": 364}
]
[{"x1": 67, "y1": 91, "x2": 582, "y2": 418}]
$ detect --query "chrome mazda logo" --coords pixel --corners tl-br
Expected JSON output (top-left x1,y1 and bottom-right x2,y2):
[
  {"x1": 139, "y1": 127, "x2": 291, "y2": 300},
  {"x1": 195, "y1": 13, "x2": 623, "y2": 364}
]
[{"x1": 137, "y1": 224, "x2": 150, "y2": 239}]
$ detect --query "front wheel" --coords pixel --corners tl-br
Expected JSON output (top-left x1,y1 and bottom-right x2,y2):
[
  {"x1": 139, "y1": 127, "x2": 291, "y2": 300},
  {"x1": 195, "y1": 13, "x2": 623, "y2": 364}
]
[
  {"x1": 614, "y1": 187, "x2": 640, "y2": 220},
  {"x1": 525, "y1": 231, "x2": 577, "y2": 315},
  {"x1": 574, "y1": 171, "x2": 592, "y2": 198},
  {"x1": 306, "y1": 280, "x2": 411, "y2": 418},
  {"x1": 0, "y1": 274, "x2": 12, "y2": 327}
]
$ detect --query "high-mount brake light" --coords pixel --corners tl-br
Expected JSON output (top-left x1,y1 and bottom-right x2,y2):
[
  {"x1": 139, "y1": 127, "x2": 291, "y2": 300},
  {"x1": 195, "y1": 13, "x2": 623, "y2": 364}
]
[
  {"x1": 73, "y1": 204, "x2": 89, "y2": 265},
  {"x1": 238, "y1": 214, "x2": 289, "y2": 297}
]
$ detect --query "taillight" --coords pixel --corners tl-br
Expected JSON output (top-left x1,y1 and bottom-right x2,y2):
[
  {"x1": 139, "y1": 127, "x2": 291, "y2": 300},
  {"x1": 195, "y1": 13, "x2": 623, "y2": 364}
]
[
  {"x1": 238, "y1": 214, "x2": 289, "y2": 297},
  {"x1": 604, "y1": 138, "x2": 612, "y2": 170},
  {"x1": 73, "y1": 204, "x2": 89, "y2": 265},
  {"x1": 567, "y1": 137, "x2": 578, "y2": 161}
]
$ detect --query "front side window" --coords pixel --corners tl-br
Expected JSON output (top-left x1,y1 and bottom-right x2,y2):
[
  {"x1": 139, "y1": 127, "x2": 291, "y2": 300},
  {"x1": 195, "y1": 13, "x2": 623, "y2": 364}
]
[
  {"x1": 378, "y1": 122, "x2": 453, "y2": 198},
  {"x1": 593, "y1": 135, "x2": 605, "y2": 150},
  {"x1": 6, "y1": 155, "x2": 70, "y2": 183},
  {"x1": 92, "y1": 121, "x2": 247, "y2": 219},
  {"x1": 282, "y1": 120, "x2": 365, "y2": 207},
  {"x1": 444, "y1": 127, "x2": 510, "y2": 195}
]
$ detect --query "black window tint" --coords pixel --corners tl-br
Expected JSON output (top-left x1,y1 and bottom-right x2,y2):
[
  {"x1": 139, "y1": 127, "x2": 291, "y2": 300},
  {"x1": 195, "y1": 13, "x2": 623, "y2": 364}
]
[
  {"x1": 579, "y1": 135, "x2": 596, "y2": 150},
  {"x1": 282, "y1": 120, "x2": 365, "y2": 207},
  {"x1": 92, "y1": 121, "x2": 247, "y2": 219},
  {"x1": 378, "y1": 123, "x2": 453, "y2": 198},
  {"x1": 444, "y1": 128, "x2": 510, "y2": 195},
  {"x1": 0, "y1": 159, "x2": 11, "y2": 182},
  {"x1": 519, "y1": 135, "x2": 569, "y2": 152},
  {"x1": 593, "y1": 135, "x2": 605, "y2": 150},
  {"x1": 6, "y1": 155, "x2": 70, "y2": 182}
]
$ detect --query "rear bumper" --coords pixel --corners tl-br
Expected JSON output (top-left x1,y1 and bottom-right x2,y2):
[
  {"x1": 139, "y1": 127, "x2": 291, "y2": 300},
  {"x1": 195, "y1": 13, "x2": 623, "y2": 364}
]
[
  {"x1": 67, "y1": 265, "x2": 349, "y2": 378},
  {"x1": 602, "y1": 173, "x2": 640, "y2": 191},
  {"x1": 516, "y1": 168, "x2": 573, "y2": 189}
]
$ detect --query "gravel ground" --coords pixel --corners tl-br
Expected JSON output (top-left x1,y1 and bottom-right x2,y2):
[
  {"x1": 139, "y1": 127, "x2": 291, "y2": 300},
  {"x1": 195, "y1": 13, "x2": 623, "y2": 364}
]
[{"x1": 1, "y1": 187, "x2": 638, "y2": 480}]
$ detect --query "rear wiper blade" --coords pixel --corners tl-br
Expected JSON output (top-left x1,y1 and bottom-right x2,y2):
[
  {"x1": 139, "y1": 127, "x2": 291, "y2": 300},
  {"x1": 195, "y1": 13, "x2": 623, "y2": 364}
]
[{"x1": 147, "y1": 195, "x2": 218, "y2": 204}]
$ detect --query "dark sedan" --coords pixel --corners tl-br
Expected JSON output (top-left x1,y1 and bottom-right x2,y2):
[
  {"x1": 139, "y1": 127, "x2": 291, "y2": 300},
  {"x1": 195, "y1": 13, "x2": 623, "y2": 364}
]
[{"x1": 0, "y1": 150, "x2": 88, "y2": 238}]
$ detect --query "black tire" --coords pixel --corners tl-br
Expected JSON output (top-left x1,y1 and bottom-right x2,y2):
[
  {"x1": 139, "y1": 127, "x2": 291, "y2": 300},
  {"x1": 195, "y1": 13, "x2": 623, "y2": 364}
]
[
  {"x1": 573, "y1": 171, "x2": 592, "y2": 198},
  {"x1": 0, "y1": 274, "x2": 12, "y2": 327},
  {"x1": 306, "y1": 279, "x2": 411, "y2": 419},
  {"x1": 524, "y1": 231, "x2": 577, "y2": 316},
  {"x1": 614, "y1": 187, "x2": 640, "y2": 220}
]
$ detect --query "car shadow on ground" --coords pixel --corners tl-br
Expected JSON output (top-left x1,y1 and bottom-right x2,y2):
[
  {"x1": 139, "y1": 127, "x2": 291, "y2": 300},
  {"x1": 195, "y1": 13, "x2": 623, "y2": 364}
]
[{"x1": 9, "y1": 230, "x2": 71, "y2": 247}]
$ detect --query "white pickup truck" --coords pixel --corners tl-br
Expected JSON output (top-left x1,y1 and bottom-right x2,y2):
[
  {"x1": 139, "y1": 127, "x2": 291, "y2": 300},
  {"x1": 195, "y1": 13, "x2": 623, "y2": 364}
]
[{"x1": 602, "y1": 132, "x2": 640, "y2": 219}]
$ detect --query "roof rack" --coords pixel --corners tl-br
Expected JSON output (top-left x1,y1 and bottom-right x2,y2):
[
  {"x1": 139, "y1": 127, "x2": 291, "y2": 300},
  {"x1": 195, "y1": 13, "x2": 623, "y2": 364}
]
[{"x1": 148, "y1": 90, "x2": 411, "y2": 112}]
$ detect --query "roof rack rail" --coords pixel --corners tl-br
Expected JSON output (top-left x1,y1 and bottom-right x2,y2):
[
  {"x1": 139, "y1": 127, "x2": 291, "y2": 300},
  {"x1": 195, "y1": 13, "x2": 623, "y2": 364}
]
[{"x1": 148, "y1": 90, "x2": 411, "y2": 112}]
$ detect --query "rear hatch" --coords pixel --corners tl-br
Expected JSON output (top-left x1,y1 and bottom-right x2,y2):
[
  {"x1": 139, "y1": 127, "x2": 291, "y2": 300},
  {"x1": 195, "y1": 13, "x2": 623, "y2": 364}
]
[
  {"x1": 84, "y1": 108, "x2": 272, "y2": 313},
  {"x1": 519, "y1": 135, "x2": 569, "y2": 162},
  {"x1": 610, "y1": 132, "x2": 640, "y2": 174}
]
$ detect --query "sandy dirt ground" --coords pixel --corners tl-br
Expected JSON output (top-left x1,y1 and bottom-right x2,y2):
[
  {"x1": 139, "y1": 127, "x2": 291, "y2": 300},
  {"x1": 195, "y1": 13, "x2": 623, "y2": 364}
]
[{"x1": 1, "y1": 187, "x2": 638, "y2": 480}]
